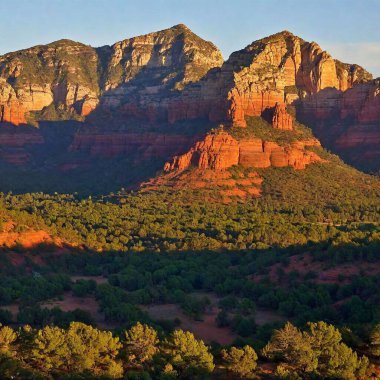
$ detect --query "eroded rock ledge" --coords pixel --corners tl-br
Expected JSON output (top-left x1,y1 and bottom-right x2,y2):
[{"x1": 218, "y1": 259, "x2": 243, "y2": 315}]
[{"x1": 164, "y1": 131, "x2": 322, "y2": 172}]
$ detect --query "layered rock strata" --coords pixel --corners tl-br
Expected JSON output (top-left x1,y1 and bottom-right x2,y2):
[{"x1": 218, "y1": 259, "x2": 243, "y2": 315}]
[
  {"x1": 164, "y1": 131, "x2": 322, "y2": 172},
  {"x1": 0, "y1": 26, "x2": 376, "y2": 173},
  {"x1": 0, "y1": 130, "x2": 44, "y2": 164}
]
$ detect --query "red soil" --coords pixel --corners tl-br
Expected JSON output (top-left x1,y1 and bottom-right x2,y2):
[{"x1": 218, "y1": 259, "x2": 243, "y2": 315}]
[
  {"x1": 40, "y1": 292, "x2": 116, "y2": 329},
  {"x1": 141, "y1": 303, "x2": 237, "y2": 345},
  {"x1": 253, "y1": 252, "x2": 380, "y2": 285}
]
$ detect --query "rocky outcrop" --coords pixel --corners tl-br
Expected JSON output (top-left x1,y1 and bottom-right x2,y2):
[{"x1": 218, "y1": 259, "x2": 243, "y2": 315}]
[
  {"x1": 163, "y1": 132, "x2": 239, "y2": 171},
  {"x1": 100, "y1": 24, "x2": 223, "y2": 93},
  {"x1": 164, "y1": 131, "x2": 322, "y2": 172},
  {"x1": 164, "y1": 31, "x2": 372, "y2": 128},
  {"x1": 0, "y1": 40, "x2": 100, "y2": 125},
  {"x1": 272, "y1": 103, "x2": 293, "y2": 130},
  {"x1": 145, "y1": 130, "x2": 322, "y2": 202},
  {"x1": 91, "y1": 24, "x2": 224, "y2": 126}
]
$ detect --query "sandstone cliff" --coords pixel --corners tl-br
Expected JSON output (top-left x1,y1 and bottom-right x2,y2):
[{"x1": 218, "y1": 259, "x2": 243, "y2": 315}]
[
  {"x1": 0, "y1": 40, "x2": 100, "y2": 125},
  {"x1": 272, "y1": 103, "x2": 293, "y2": 130},
  {"x1": 166, "y1": 31, "x2": 372, "y2": 127},
  {"x1": 0, "y1": 26, "x2": 377, "y2": 179},
  {"x1": 0, "y1": 129, "x2": 44, "y2": 164},
  {"x1": 164, "y1": 131, "x2": 322, "y2": 172},
  {"x1": 0, "y1": 24, "x2": 223, "y2": 126},
  {"x1": 299, "y1": 79, "x2": 380, "y2": 170}
]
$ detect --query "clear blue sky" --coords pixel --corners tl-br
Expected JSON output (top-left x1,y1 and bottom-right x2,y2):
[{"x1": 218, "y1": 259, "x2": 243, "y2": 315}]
[{"x1": 1, "y1": 0, "x2": 379, "y2": 76}]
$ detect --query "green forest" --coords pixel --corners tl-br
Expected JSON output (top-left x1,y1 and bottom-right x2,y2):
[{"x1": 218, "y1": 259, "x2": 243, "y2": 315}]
[{"x1": 0, "y1": 127, "x2": 378, "y2": 379}]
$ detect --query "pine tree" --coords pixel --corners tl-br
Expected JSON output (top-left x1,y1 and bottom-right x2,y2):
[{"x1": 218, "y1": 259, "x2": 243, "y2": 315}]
[
  {"x1": 222, "y1": 345, "x2": 258, "y2": 378},
  {"x1": 370, "y1": 323, "x2": 380, "y2": 357},
  {"x1": 165, "y1": 329, "x2": 214, "y2": 379},
  {"x1": 0, "y1": 326, "x2": 17, "y2": 356},
  {"x1": 262, "y1": 322, "x2": 317, "y2": 373},
  {"x1": 124, "y1": 322, "x2": 159, "y2": 368}
]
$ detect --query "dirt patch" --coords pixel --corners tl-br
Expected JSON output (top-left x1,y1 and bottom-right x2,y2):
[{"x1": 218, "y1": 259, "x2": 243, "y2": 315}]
[
  {"x1": 141, "y1": 303, "x2": 237, "y2": 345},
  {"x1": 71, "y1": 275, "x2": 108, "y2": 285},
  {"x1": 0, "y1": 221, "x2": 54, "y2": 249},
  {"x1": 255, "y1": 308, "x2": 286, "y2": 326},
  {"x1": 40, "y1": 292, "x2": 115, "y2": 329},
  {"x1": 252, "y1": 253, "x2": 380, "y2": 285},
  {"x1": 0, "y1": 304, "x2": 19, "y2": 322}
]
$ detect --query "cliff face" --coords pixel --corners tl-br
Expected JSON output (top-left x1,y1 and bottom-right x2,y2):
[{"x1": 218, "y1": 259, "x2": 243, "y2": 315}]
[
  {"x1": 0, "y1": 40, "x2": 100, "y2": 125},
  {"x1": 272, "y1": 103, "x2": 293, "y2": 130},
  {"x1": 300, "y1": 79, "x2": 380, "y2": 170},
  {"x1": 166, "y1": 31, "x2": 372, "y2": 128},
  {"x1": 0, "y1": 25, "x2": 377, "y2": 183},
  {"x1": 164, "y1": 131, "x2": 322, "y2": 172},
  {"x1": 99, "y1": 24, "x2": 223, "y2": 107},
  {"x1": 0, "y1": 129, "x2": 44, "y2": 165},
  {"x1": 0, "y1": 24, "x2": 223, "y2": 126}
]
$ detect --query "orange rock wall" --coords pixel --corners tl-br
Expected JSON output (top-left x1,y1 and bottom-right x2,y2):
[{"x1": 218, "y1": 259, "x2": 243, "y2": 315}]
[
  {"x1": 164, "y1": 132, "x2": 322, "y2": 172},
  {"x1": 272, "y1": 103, "x2": 293, "y2": 130}
]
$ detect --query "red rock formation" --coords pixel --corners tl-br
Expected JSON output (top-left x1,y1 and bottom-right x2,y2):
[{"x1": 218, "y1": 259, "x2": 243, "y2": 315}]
[
  {"x1": 144, "y1": 130, "x2": 323, "y2": 202},
  {"x1": 164, "y1": 131, "x2": 322, "y2": 172},
  {"x1": 300, "y1": 79, "x2": 380, "y2": 169},
  {"x1": 0, "y1": 130, "x2": 44, "y2": 164},
  {"x1": 164, "y1": 132, "x2": 239, "y2": 171},
  {"x1": 142, "y1": 167, "x2": 263, "y2": 203},
  {"x1": 0, "y1": 26, "x2": 376, "y2": 173},
  {"x1": 272, "y1": 103, "x2": 293, "y2": 130}
]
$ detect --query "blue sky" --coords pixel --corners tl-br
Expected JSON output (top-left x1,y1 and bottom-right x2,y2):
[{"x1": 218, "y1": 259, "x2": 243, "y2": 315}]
[{"x1": 1, "y1": 0, "x2": 379, "y2": 76}]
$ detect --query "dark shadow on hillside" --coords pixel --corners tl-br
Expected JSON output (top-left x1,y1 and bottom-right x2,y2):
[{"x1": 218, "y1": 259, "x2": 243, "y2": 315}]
[
  {"x1": 293, "y1": 87, "x2": 380, "y2": 173},
  {"x1": 1, "y1": 237, "x2": 379, "y2": 331},
  {"x1": 0, "y1": 117, "x2": 206, "y2": 195}
]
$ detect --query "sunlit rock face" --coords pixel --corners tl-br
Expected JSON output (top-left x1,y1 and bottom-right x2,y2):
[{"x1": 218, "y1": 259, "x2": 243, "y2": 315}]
[
  {"x1": 0, "y1": 26, "x2": 377, "y2": 173},
  {"x1": 164, "y1": 131, "x2": 322, "y2": 172}
]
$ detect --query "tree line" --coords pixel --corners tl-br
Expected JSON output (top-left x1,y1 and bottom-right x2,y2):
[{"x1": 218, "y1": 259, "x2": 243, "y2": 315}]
[{"x1": 1, "y1": 320, "x2": 380, "y2": 379}]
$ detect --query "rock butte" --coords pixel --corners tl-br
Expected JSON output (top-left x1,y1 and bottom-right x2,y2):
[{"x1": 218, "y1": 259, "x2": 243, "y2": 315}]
[
  {"x1": 0, "y1": 25, "x2": 378, "y2": 181},
  {"x1": 164, "y1": 131, "x2": 322, "y2": 172}
]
